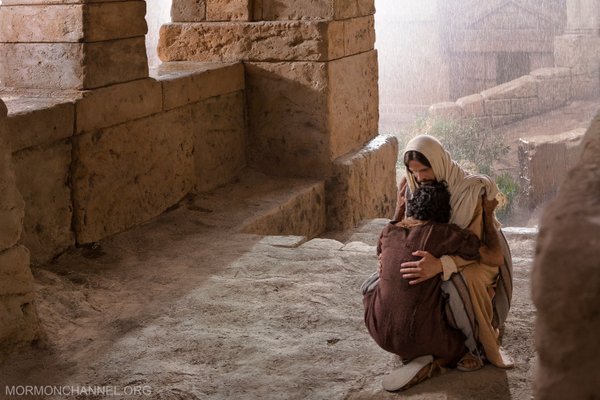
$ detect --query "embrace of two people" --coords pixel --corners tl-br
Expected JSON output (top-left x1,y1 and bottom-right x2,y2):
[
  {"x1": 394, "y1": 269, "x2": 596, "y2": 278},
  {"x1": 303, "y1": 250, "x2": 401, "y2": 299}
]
[{"x1": 362, "y1": 135, "x2": 514, "y2": 391}]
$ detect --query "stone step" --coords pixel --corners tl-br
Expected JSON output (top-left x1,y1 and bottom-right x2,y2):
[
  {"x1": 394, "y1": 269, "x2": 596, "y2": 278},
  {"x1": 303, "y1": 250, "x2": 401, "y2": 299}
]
[{"x1": 185, "y1": 168, "x2": 326, "y2": 239}]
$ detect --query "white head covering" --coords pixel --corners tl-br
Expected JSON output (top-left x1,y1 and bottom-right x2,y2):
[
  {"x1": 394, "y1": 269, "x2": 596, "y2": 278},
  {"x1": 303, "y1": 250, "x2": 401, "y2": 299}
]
[{"x1": 404, "y1": 135, "x2": 499, "y2": 229}]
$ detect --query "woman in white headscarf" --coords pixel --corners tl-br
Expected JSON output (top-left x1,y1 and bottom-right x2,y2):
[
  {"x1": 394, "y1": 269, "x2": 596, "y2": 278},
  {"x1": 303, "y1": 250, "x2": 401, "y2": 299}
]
[{"x1": 392, "y1": 135, "x2": 513, "y2": 371}]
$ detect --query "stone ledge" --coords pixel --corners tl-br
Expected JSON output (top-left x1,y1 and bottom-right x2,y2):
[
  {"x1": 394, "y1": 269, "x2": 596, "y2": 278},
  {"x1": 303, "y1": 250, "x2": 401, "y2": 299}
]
[
  {"x1": 158, "y1": 17, "x2": 374, "y2": 63},
  {"x1": 150, "y1": 62, "x2": 245, "y2": 110},
  {"x1": 0, "y1": 245, "x2": 32, "y2": 296}
]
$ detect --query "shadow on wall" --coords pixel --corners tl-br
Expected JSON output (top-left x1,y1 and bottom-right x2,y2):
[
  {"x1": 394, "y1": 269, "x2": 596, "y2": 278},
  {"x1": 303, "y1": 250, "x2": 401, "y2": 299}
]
[{"x1": 146, "y1": 0, "x2": 172, "y2": 67}]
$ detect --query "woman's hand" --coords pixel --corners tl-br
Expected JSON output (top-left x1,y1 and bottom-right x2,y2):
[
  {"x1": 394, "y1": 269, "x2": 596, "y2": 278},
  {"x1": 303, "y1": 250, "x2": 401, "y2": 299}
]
[{"x1": 400, "y1": 251, "x2": 443, "y2": 285}]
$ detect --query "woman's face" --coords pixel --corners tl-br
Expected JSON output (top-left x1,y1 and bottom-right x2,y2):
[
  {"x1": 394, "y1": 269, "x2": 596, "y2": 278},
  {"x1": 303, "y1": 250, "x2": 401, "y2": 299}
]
[{"x1": 407, "y1": 160, "x2": 436, "y2": 184}]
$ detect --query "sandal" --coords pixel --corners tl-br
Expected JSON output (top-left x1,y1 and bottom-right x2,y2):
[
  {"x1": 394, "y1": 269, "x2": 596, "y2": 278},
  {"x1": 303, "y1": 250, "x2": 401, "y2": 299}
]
[
  {"x1": 382, "y1": 355, "x2": 437, "y2": 392},
  {"x1": 457, "y1": 352, "x2": 484, "y2": 372}
]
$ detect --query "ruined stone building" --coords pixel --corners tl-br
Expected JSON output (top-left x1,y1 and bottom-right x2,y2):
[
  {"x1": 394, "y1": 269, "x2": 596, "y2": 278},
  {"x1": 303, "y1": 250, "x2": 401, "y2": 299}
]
[{"x1": 0, "y1": 0, "x2": 599, "y2": 398}]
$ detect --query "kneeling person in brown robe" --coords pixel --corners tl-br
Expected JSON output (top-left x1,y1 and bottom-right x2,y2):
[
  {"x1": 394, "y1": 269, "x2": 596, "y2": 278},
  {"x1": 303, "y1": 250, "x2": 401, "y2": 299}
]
[{"x1": 363, "y1": 181, "x2": 480, "y2": 367}]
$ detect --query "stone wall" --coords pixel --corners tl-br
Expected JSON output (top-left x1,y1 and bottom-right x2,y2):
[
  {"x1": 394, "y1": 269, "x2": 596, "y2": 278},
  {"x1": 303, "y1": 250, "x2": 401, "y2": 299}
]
[
  {"x1": 532, "y1": 112, "x2": 600, "y2": 399},
  {"x1": 2, "y1": 63, "x2": 246, "y2": 261},
  {"x1": 0, "y1": 99, "x2": 40, "y2": 351}
]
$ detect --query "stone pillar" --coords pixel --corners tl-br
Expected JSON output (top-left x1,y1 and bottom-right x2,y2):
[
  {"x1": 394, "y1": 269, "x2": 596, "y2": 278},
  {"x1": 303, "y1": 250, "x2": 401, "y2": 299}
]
[
  {"x1": 0, "y1": 99, "x2": 40, "y2": 351},
  {"x1": 159, "y1": 0, "x2": 397, "y2": 229},
  {"x1": 555, "y1": 0, "x2": 600, "y2": 98},
  {"x1": 0, "y1": 0, "x2": 148, "y2": 90},
  {"x1": 532, "y1": 114, "x2": 600, "y2": 399}
]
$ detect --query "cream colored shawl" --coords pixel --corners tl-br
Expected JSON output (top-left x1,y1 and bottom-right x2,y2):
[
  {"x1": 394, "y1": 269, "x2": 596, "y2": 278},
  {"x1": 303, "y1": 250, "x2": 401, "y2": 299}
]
[{"x1": 404, "y1": 135, "x2": 499, "y2": 229}]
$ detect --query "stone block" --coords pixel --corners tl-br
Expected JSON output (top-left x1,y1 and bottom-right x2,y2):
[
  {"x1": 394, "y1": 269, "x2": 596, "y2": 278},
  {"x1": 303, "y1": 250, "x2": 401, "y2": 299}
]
[
  {"x1": 428, "y1": 102, "x2": 463, "y2": 119},
  {"x1": 13, "y1": 141, "x2": 74, "y2": 263},
  {"x1": 326, "y1": 135, "x2": 398, "y2": 230},
  {"x1": 0, "y1": 292, "x2": 39, "y2": 348},
  {"x1": 0, "y1": 38, "x2": 148, "y2": 90},
  {"x1": 171, "y1": 0, "x2": 206, "y2": 22},
  {"x1": 4, "y1": 98, "x2": 75, "y2": 152},
  {"x1": 191, "y1": 91, "x2": 247, "y2": 193},
  {"x1": 246, "y1": 51, "x2": 378, "y2": 178},
  {"x1": 206, "y1": 0, "x2": 251, "y2": 21},
  {"x1": 75, "y1": 78, "x2": 162, "y2": 133},
  {"x1": 491, "y1": 114, "x2": 521, "y2": 127},
  {"x1": 259, "y1": 0, "x2": 374, "y2": 20},
  {"x1": 555, "y1": 34, "x2": 600, "y2": 75},
  {"x1": 0, "y1": 132, "x2": 25, "y2": 251},
  {"x1": 484, "y1": 99, "x2": 511, "y2": 116},
  {"x1": 570, "y1": 74, "x2": 600, "y2": 99},
  {"x1": 481, "y1": 75, "x2": 538, "y2": 100},
  {"x1": 532, "y1": 68, "x2": 572, "y2": 111},
  {"x1": 72, "y1": 108, "x2": 195, "y2": 244},
  {"x1": 150, "y1": 62, "x2": 244, "y2": 110},
  {"x1": 158, "y1": 19, "x2": 369, "y2": 62},
  {"x1": 518, "y1": 128, "x2": 585, "y2": 208},
  {"x1": 0, "y1": 2, "x2": 146, "y2": 43},
  {"x1": 240, "y1": 182, "x2": 326, "y2": 238},
  {"x1": 457, "y1": 94, "x2": 485, "y2": 117},
  {"x1": 0, "y1": 245, "x2": 32, "y2": 295},
  {"x1": 511, "y1": 97, "x2": 540, "y2": 116},
  {"x1": 328, "y1": 50, "x2": 378, "y2": 159}
]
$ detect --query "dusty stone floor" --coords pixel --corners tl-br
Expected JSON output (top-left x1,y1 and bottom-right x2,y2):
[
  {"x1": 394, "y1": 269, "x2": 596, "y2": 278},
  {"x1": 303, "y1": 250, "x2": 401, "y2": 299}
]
[{"x1": 0, "y1": 181, "x2": 537, "y2": 400}]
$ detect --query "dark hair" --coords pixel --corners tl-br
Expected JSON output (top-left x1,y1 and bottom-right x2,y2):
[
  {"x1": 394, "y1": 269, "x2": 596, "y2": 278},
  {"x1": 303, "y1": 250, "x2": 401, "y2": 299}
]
[
  {"x1": 406, "y1": 181, "x2": 451, "y2": 223},
  {"x1": 404, "y1": 150, "x2": 431, "y2": 169}
]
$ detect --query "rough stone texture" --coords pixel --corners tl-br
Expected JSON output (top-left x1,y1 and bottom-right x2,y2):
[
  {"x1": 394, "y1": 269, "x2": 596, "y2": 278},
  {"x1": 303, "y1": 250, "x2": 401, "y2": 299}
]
[
  {"x1": 158, "y1": 17, "x2": 374, "y2": 63},
  {"x1": 0, "y1": 38, "x2": 148, "y2": 90},
  {"x1": 518, "y1": 128, "x2": 585, "y2": 208},
  {"x1": 0, "y1": 293, "x2": 39, "y2": 350},
  {"x1": 191, "y1": 91, "x2": 247, "y2": 193},
  {"x1": 150, "y1": 62, "x2": 244, "y2": 110},
  {"x1": 532, "y1": 113, "x2": 600, "y2": 400},
  {"x1": 206, "y1": 0, "x2": 251, "y2": 21},
  {"x1": 0, "y1": 110, "x2": 25, "y2": 251},
  {"x1": 0, "y1": 2, "x2": 146, "y2": 43},
  {"x1": 510, "y1": 97, "x2": 540, "y2": 116},
  {"x1": 172, "y1": 0, "x2": 206, "y2": 22},
  {"x1": 240, "y1": 182, "x2": 326, "y2": 238},
  {"x1": 428, "y1": 102, "x2": 463, "y2": 119},
  {"x1": 326, "y1": 135, "x2": 398, "y2": 230},
  {"x1": 3, "y1": 98, "x2": 75, "y2": 152},
  {"x1": 0, "y1": 245, "x2": 33, "y2": 295},
  {"x1": 457, "y1": 94, "x2": 485, "y2": 117},
  {"x1": 259, "y1": 0, "x2": 374, "y2": 20},
  {"x1": 258, "y1": 235, "x2": 306, "y2": 248},
  {"x1": 554, "y1": 34, "x2": 600, "y2": 99},
  {"x1": 482, "y1": 75, "x2": 538, "y2": 100},
  {"x1": 246, "y1": 51, "x2": 378, "y2": 178},
  {"x1": 72, "y1": 108, "x2": 195, "y2": 244},
  {"x1": 12, "y1": 142, "x2": 74, "y2": 264},
  {"x1": 531, "y1": 67, "x2": 572, "y2": 112},
  {"x1": 75, "y1": 78, "x2": 162, "y2": 133}
]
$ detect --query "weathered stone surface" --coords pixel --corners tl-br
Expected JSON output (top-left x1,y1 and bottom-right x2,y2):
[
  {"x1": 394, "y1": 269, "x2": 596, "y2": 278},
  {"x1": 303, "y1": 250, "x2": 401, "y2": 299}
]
[
  {"x1": 75, "y1": 78, "x2": 162, "y2": 133},
  {"x1": 329, "y1": 50, "x2": 378, "y2": 159},
  {"x1": 83, "y1": 37, "x2": 149, "y2": 89},
  {"x1": 4, "y1": 98, "x2": 75, "y2": 152},
  {"x1": 13, "y1": 142, "x2": 74, "y2": 264},
  {"x1": 0, "y1": 245, "x2": 32, "y2": 295},
  {"x1": 531, "y1": 68, "x2": 572, "y2": 111},
  {"x1": 554, "y1": 34, "x2": 600, "y2": 75},
  {"x1": 481, "y1": 75, "x2": 538, "y2": 100},
  {"x1": 258, "y1": 235, "x2": 307, "y2": 248},
  {"x1": 428, "y1": 102, "x2": 463, "y2": 119},
  {"x1": 171, "y1": 0, "x2": 206, "y2": 22},
  {"x1": 207, "y1": 0, "x2": 251, "y2": 21},
  {"x1": 457, "y1": 94, "x2": 485, "y2": 117},
  {"x1": 0, "y1": 38, "x2": 148, "y2": 90},
  {"x1": 511, "y1": 97, "x2": 540, "y2": 116},
  {"x1": 0, "y1": 2, "x2": 146, "y2": 42},
  {"x1": 532, "y1": 114, "x2": 600, "y2": 400},
  {"x1": 259, "y1": 0, "x2": 374, "y2": 20},
  {"x1": 326, "y1": 135, "x2": 398, "y2": 230},
  {"x1": 570, "y1": 74, "x2": 600, "y2": 99},
  {"x1": 150, "y1": 62, "x2": 244, "y2": 110},
  {"x1": 485, "y1": 99, "x2": 511, "y2": 115},
  {"x1": 491, "y1": 114, "x2": 521, "y2": 128},
  {"x1": 240, "y1": 182, "x2": 326, "y2": 238},
  {"x1": 191, "y1": 91, "x2": 247, "y2": 193},
  {"x1": 518, "y1": 128, "x2": 586, "y2": 208},
  {"x1": 72, "y1": 108, "x2": 194, "y2": 244},
  {"x1": 0, "y1": 293, "x2": 39, "y2": 348},
  {"x1": 158, "y1": 18, "x2": 372, "y2": 62},
  {"x1": 0, "y1": 121, "x2": 25, "y2": 251},
  {"x1": 246, "y1": 61, "x2": 330, "y2": 177}
]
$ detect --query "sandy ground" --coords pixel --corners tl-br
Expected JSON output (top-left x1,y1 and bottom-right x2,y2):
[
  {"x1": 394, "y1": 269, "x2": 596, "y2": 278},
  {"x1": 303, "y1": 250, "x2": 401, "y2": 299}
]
[{"x1": 0, "y1": 181, "x2": 538, "y2": 400}]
